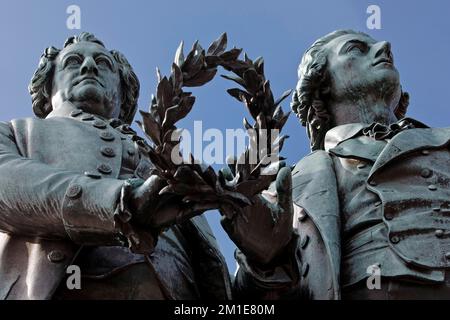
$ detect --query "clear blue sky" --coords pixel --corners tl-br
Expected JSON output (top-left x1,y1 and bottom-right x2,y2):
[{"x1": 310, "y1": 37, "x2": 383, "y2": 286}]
[{"x1": 1, "y1": 0, "x2": 449, "y2": 271}]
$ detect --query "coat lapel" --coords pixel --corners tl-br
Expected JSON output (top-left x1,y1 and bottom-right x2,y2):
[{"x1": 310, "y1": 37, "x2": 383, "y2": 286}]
[
  {"x1": 329, "y1": 137, "x2": 387, "y2": 163},
  {"x1": 369, "y1": 127, "x2": 450, "y2": 178},
  {"x1": 292, "y1": 150, "x2": 341, "y2": 298}
]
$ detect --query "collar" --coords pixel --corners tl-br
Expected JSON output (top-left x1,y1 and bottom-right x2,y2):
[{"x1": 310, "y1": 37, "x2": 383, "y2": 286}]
[
  {"x1": 324, "y1": 118, "x2": 430, "y2": 152},
  {"x1": 46, "y1": 101, "x2": 80, "y2": 119},
  {"x1": 324, "y1": 123, "x2": 365, "y2": 152},
  {"x1": 45, "y1": 101, "x2": 125, "y2": 128}
]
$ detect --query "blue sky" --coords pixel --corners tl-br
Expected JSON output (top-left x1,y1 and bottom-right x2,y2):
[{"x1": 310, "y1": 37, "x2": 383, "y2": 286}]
[{"x1": 0, "y1": 0, "x2": 449, "y2": 271}]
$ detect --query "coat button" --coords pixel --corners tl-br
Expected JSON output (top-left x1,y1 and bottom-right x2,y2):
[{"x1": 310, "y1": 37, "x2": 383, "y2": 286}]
[
  {"x1": 302, "y1": 263, "x2": 309, "y2": 277},
  {"x1": 48, "y1": 250, "x2": 66, "y2": 263},
  {"x1": 97, "y1": 163, "x2": 112, "y2": 174},
  {"x1": 93, "y1": 120, "x2": 107, "y2": 129},
  {"x1": 81, "y1": 115, "x2": 94, "y2": 121},
  {"x1": 100, "y1": 131, "x2": 115, "y2": 141},
  {"x1": 390, "y1": 235, "x2": 400, "y2": 244},
  {"x1": 66, "y1": 184, "x2": 82, "y2": 199},
  {"x1": 84, "y1": 171, "x2": 101, "y2": 179},
  {"x1": 428, "y1": 184, "x2": 438, "y2": 191},
  {"x1": 70, "y1": 110, "x2": 82, "y2": 117},
  {"x1": 385, "y1": 213, "x2": 393, "y2": 220},
  {"x1": 421, "y1": 169, "x2": 432, "y2": 178},
  {"x1": 435, "y1": 229, "x2": 444, "y2": 238},
  {"x1": 300, "y1": 235, "x2": 310, "y2": 249},
  {"x1": 101, "y1": 147, "x2": 116, "y2": 157}
]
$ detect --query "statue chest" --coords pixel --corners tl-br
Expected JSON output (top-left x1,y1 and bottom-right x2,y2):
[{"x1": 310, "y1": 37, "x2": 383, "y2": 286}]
[{"x1": 11, "y1": 116, "x2": 140, "y2": 179}]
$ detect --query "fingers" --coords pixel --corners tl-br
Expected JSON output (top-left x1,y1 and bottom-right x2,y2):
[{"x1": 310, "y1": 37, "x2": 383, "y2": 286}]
[
  {"x1": 275, "y1": 166, "x2": 293, "y2": 214},
  {"x1": 176, "y1": 202, "x2": 218, "y2": 224},
  {"x1": 226, "y1": 155, "x2": 237, "y2": 177},
  {"x1": 143, "y1": 175, "x2": 167, "y2": 197},
  {"x1": 219, "y1": 166, "x2": 234, "y2": 182}
]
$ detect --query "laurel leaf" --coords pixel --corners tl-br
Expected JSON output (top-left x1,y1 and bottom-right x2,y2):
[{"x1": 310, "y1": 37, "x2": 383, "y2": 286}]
[
  {"x1": 226, "y1": 88, "x2": 249, "y2": 103},
  {"x1": 137, "y1": 111, "x2": 161, "y2": 145},
  {"x1": 221, "y1": 74, "x2": 245, "y2": 87},
  {"x1": 274, "y1": 89, "x2": 292, "y2": 107},
  {"x1": 253, "y1": 56, "x2": 264, "y2": 75},
  {"x1": 156, "y1": 76, "x2": 174, "y2": 109},
  {"x1": 162, "y1": 104, "x2": 191, "y2": 131},
  {"x1": 275, "y1": 112, "x2": 290, "y2": 130},
  {"x1": 220, "y1": 48, "x2": 242, "y2": 61},
  {"x1": 184, "y1": 68, "x2": 217, "y2": 87},
  {"x1": 243, "y1": 69, "x2": 261, "y2": 94},
  {"x1": 207, "y1": 33, "x2": 227, "y2": 56},
  {"x1": 174, "y1": 41, "x2": 185, "y2": 67},
  {"x1": 243, "y1": 117, "x2": 253, "y2": 130},
  {"x1": 171, "y1": 63, "x2": 183, "y2": 93}
]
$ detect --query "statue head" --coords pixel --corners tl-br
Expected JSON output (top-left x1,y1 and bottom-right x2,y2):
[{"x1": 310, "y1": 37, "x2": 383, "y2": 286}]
[
  {"x1": 291, "y1": 30, "x2": 410, "y2": 151},
  {"x1": 29, "y1": 32, "x2": 140, "y2": 124}
]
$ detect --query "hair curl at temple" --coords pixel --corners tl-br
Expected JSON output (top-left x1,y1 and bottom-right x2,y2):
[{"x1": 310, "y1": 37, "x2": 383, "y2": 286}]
[
  {"x1": 28, "y1": 32, "x2": 140, "y2": 124},
  {"x1": 291, "y1": 30, "x2": 409, "y2": 151}
]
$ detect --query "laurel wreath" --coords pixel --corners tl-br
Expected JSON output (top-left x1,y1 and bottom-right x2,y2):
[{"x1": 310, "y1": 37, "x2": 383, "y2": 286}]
[{"x1": 137, "y1": 33, "x2": 290, "y2": 219}]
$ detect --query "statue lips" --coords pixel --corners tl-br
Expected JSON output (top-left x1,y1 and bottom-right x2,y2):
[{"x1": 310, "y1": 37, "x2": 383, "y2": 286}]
[
  {"x1": 73, "y1": 76, "x2": 104, "y2": 88},
  {"x1": 372, "y1": 57, "x2": 394, "y2": 68}
]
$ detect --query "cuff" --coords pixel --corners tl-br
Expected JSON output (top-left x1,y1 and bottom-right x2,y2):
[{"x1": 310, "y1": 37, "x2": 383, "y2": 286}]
[
  {"x1": 235, "y1": 232, "x2": 301, "y2": 292},
  {"x1": 113, "y1": 179, "x2": 157, "y2": 254},
  {"x1": 61, "y1": 176, "x2": 156, "y2": 254}
]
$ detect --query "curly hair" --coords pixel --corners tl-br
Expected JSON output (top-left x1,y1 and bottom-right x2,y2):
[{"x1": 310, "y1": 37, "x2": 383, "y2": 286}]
[
  {"x1": 28, "y1": 32, "x2": 140, "y2": 124},
  {"x1": 291, "y1": 30, "x2": 409, "y2": 151}
]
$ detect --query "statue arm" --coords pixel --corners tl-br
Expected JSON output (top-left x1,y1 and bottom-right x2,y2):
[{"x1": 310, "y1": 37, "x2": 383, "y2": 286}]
[{"x1": 0, "y1": 121, "x2": 125, "y2": 245}]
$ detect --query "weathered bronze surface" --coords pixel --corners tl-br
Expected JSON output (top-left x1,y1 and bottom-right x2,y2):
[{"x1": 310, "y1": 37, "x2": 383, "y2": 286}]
[
  {"x1": 290, "y1": 30, "x2": 450, "y2": 299},
  {"x1": 0, "y1": 32, "x2": 299, "y2": 300}
]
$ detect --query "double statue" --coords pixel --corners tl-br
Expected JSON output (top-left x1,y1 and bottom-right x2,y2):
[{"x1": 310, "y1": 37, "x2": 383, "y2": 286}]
[{"x1": 1, "y1": 30, "x2": 450, "y2": 300}]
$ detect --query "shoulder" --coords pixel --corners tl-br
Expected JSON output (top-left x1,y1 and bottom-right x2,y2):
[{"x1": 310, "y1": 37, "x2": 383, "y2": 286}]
[{"x1": 292, "y1": 150, "x2": 333, "y2": 176}]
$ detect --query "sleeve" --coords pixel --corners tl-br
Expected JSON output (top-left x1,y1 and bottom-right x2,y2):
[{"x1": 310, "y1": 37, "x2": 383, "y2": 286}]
[
  {"x1": 232, "y1": 232, "x2": 302, "y2": 300},
  {"x1": 0, "y1": 121, "x2": 128, "y2": 246}
]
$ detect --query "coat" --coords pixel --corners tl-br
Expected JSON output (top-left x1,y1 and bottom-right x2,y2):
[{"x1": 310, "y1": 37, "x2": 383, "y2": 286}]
[
  {"x1": 292, "y1": 123, "x2": 450, "y2": 299},
  {"x1": 0, "y1": 102, "x2": 232, "y2": 299}
]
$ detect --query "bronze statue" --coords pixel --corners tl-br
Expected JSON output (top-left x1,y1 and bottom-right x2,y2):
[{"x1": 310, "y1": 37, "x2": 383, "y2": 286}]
[
  {"x1": 289, "y1": 30, "x2": 450, "y2": 299},
  {"x1": 0, "y1": 32, "x2": 300, "y2": 300}
]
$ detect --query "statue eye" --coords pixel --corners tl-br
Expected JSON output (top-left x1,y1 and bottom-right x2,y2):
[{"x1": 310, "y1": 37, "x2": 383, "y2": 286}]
[
  {"x1": 347, "y1": 43, "x2": 366, "y2": 54},
  {"x1": 64, "y1": 56, "x2": 82, "y2": 67},
  {"x1": 95, "y1": 57, "x2": 113, "y2": 69}
]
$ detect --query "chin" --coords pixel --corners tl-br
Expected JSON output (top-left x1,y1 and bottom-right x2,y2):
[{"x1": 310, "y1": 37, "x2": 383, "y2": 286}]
[
  {"x1": 74, "y1": 84, "x2": 104, "y2": 101},
  {"x1": 372, "y1": 68, "x2": 400, "y2": 91}
]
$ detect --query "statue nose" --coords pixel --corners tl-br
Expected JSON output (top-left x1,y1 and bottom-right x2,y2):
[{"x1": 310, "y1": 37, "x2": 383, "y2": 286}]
[
  {"x1": 80, "y1": 57, "x2": 99, "y2": 76},
  {"x1": 374, "y1": 41, "x2": 392, "y2": 60}
]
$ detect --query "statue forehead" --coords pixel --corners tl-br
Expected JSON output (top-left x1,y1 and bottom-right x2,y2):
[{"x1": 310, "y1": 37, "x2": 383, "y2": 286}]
[{"x1": 56, "y1": 41, "x2": 112, "y2": 61}]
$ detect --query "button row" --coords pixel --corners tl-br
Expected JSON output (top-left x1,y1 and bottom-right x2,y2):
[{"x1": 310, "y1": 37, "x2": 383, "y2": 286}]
[
  {"x1": 97, "y1": 163, "x2": 112, "y2": 174},
  {"x1": 101, "y1": 146, "x2": 116, "y2": 157}
]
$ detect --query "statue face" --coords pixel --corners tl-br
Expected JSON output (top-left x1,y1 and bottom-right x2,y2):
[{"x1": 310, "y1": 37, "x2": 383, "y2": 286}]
[
  {"x1": 51, "y1": 41, "x2": 122, "y2": 119},
  {"x1": 324, "y1": 33, "x2": 401, "y2": 111}
]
